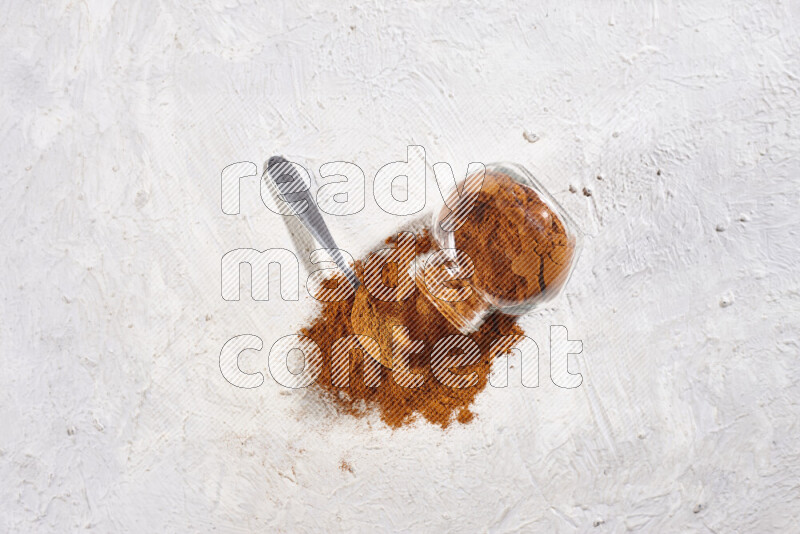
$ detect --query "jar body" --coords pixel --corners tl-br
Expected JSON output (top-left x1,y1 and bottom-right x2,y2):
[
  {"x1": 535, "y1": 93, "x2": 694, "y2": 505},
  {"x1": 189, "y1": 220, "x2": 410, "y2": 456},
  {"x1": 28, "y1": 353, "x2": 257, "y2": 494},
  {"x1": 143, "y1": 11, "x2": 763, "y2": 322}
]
[{"x1": 422, "y1": 162, "x2": 581, "y2": 330}]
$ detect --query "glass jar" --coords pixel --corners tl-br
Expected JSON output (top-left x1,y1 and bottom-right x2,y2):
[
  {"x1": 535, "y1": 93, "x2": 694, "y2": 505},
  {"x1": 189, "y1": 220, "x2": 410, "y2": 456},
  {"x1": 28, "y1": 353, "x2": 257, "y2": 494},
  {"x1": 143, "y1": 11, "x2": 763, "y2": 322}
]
[{"x1": 414, "y1": 162, "x2": 582, "y2": 333}]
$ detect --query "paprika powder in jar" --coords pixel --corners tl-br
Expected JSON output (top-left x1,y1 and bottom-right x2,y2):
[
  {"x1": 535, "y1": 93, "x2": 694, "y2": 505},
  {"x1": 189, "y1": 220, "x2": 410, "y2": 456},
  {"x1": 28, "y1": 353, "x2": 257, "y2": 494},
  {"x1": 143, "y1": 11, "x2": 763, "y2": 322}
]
[{"x1": 416, "y1": 162, "x2": 582, "y2": 334}]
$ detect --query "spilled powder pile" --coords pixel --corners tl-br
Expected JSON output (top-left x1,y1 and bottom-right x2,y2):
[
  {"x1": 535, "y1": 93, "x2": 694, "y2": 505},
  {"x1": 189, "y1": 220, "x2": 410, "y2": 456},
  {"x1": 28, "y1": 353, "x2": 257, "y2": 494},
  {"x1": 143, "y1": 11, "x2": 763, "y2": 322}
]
[
  {"x1": 301, "y1": 230, "x2": 524, "y2": 429},
  {"x1": 299, "y1": 172, "x2": 574, "y2": 429}
]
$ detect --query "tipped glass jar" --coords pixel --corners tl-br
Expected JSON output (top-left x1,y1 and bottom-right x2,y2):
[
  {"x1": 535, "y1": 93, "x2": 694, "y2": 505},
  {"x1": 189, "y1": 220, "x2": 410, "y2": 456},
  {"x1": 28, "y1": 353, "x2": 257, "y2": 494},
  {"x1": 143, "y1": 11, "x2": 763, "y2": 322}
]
[{"x1": 414, "y1": 162, "x2": 582, "y2": 334}]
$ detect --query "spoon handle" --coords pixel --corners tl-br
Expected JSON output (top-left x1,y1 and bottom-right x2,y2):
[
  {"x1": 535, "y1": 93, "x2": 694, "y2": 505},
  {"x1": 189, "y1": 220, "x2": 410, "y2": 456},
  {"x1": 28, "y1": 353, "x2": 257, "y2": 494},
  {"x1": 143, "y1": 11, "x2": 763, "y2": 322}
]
[{"x1": 267, "y1": 156, "x2": 359, "y2": 290}]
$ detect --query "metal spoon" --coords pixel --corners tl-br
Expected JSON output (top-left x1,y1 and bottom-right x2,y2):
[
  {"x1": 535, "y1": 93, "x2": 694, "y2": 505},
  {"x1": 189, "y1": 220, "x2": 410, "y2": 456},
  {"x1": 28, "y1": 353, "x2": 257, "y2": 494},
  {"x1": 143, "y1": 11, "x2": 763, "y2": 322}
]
[{"x1": 266, "y1": 156, "x2": 360, "y2": 290}]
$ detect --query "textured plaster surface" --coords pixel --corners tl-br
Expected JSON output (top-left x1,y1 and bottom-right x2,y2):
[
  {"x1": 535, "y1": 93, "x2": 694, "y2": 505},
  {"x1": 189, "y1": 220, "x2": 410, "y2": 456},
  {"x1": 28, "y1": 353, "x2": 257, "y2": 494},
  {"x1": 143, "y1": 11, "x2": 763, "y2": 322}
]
[{"x1": 1, "y1": 1, "x2": 799, "y2": 532}]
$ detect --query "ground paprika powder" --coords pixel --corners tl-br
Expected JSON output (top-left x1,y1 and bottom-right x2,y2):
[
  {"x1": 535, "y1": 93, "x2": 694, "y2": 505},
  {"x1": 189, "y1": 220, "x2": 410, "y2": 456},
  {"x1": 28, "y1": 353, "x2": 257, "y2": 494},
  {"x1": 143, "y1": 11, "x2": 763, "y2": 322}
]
[{"x1": 299, "y1": 171, "x2": 576, "y2": 428}]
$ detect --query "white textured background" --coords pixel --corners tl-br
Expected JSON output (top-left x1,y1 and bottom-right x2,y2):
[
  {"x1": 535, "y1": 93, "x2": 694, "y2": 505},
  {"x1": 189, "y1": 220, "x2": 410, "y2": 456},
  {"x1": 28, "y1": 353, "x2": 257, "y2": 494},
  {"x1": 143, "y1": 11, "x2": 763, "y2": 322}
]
[{"x1": 2, "y1": 1, "x2": 799, "y2": 532}]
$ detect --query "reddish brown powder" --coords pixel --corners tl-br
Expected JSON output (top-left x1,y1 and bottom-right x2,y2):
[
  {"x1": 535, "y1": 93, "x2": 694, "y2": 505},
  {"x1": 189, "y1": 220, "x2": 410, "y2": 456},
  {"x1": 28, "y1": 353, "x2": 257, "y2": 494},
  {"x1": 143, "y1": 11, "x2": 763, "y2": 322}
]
[
  {"x1": 449, "y1": 171, "x2": 575, "y2": 304},
  {"x1": 339, "y1": 460, "x2": 354, "y2": 473},
  {"x1": 301, "y1": 230, "x2": 524, "y2": 429},
  {"x1": 299, "y1": 172, "x2": 574, "y2": 429}
]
